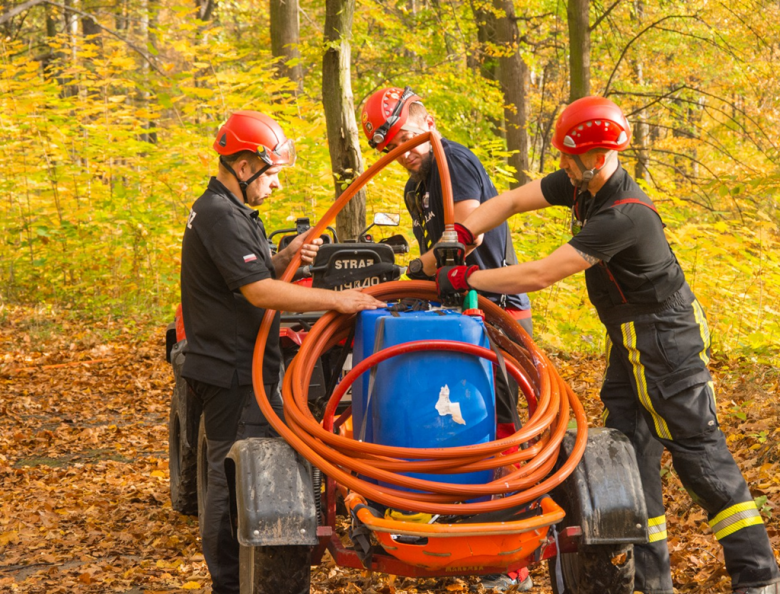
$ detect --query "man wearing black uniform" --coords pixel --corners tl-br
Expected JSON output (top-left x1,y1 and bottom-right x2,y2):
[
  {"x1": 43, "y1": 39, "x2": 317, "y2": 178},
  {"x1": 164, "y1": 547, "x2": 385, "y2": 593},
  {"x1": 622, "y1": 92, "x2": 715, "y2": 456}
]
[
  {"x1": 181, "y1": 110, "x2": 384, "y2": 594},
  {"x1": 362, "y1": 87, "x2": 534, "y2": 593},
  {"x1": 436, "y1": 96, "x2": 780, "y2": 594}
]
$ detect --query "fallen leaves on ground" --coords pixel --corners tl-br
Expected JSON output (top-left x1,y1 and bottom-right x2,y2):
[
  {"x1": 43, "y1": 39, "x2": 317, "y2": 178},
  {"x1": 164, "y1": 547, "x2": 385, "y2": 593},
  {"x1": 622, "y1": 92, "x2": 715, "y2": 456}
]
[{"x1": 1, "y1": 306, "x2": 778, "y2": 593}]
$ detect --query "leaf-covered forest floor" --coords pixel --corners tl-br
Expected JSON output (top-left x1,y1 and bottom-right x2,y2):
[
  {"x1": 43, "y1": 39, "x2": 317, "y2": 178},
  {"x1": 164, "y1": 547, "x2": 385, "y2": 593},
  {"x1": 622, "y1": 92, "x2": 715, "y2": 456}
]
[{"x1": 1, "y1": 306, "x2": 778, "y2": 593}]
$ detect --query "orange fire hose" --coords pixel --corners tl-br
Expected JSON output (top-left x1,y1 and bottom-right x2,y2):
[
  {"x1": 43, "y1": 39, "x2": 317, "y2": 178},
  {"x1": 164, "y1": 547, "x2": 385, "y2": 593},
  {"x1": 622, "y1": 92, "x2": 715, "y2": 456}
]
[{"x1": 250, "y1": 133, "x2": 588, "y2": 514}]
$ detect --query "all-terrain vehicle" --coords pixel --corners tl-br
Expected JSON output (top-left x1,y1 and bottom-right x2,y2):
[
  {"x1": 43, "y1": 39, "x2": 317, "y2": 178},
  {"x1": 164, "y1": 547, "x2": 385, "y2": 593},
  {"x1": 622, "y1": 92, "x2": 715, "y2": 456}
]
[
  {"x1": 166, "y1": 132, "x2": 649, "y2": 594},
  {"x1": 166, "y1": 212, "x2": 409, "y2": 518}
]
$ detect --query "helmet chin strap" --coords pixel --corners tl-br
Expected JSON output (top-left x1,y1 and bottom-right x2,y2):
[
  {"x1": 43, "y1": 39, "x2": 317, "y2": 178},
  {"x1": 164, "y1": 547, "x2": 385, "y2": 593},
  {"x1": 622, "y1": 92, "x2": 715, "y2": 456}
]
[
  {"x1": 571, "y1": 151, "x2": 615, "y2": 193},
  {"x1": 219, "y1": 156, "x2": 270, "y2": 203}
]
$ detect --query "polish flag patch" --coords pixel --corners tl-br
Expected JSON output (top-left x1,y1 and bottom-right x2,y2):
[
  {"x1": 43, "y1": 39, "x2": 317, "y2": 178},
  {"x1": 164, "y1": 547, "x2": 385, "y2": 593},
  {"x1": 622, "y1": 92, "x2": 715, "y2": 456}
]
[{"x1": 243, "y1": 253, "x2": 257, "y2": 263}]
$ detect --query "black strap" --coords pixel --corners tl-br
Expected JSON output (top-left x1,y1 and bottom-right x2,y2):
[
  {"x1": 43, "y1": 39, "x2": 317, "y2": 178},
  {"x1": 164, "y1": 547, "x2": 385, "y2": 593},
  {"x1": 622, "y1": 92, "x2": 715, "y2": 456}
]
[
  {"x1": 387, "y1": 298, "x2": 429, "y2": 314},
  {"x1": 319, "y1": 325, "x2": 356, "y2": 421},
  {"x1": 348, "y1": 509, "x2": 374, "y2": 568},
  {"x1": 486, "y1": 333, "x2": 522, "y2": 431},
  {"x1": 219, "y1": 156, "x2": 271, "y2": 202}
]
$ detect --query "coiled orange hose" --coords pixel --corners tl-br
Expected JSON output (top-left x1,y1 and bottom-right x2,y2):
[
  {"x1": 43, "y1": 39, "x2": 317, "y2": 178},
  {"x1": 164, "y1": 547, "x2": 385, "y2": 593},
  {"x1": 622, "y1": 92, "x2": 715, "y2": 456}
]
[
  {"x1": 250, "y1": 133, "x2": 587, "y2": 515},
  {"x1": 252, "y1": 281, "x2": 587, "y2": 514}
]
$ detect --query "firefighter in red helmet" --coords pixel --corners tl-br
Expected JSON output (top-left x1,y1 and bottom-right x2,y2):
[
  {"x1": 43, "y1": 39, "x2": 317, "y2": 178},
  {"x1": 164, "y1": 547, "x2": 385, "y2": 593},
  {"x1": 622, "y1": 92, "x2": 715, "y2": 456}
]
[
  {"x1": 181, "y1": 110, "x2": 384, "y2": 594},
  {"x1": 361, "y1": 87, "x2": 531, "y2": 333},
  {"x1": 363, "y1": 86, "x2": 533, "y2": 593},
  {"x1": 436, "y1": 96, "x2": 780, "y2": 594}
]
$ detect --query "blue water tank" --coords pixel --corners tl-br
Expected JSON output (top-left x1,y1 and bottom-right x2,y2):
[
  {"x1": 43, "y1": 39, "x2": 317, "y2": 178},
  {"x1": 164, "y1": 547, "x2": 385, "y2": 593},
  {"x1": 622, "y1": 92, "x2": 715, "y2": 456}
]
[{"x1": 351, "y1": 309, "x2": 495, "y2": 491}]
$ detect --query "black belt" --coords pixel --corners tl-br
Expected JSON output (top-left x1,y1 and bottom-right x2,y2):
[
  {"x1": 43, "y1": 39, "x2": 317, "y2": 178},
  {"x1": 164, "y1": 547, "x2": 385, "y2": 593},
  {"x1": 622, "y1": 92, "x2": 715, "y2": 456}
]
[{"x1": 598, "y1": 283, "x2": 695, "y2": 325}]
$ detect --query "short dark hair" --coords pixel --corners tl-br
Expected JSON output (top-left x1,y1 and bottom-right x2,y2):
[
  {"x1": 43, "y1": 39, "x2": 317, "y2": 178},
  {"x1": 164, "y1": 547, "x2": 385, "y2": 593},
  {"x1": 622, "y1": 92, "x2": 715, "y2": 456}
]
[{"x1": 220, "y1": 150, "x2": 258, "y2": 166}]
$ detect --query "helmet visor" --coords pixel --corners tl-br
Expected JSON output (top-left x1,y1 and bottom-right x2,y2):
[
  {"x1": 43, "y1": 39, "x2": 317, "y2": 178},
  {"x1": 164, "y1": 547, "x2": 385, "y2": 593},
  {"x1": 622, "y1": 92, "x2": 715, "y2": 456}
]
[{"x1": 258, "y1": 138, "x2": 296, "y2": 168}]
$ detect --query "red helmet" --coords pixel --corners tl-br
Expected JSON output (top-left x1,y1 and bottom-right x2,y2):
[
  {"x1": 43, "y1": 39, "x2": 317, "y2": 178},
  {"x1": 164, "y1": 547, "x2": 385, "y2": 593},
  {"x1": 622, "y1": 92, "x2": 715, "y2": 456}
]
[
  {"x1": 361, "y1": 87, "x2": 421, "y2": 151},
  {"x1": 213, "y1": 110, "x2": 296, "y2": 167},
  {"x1": 552, "y1": 96, "x2": 631, "y2": 155}
]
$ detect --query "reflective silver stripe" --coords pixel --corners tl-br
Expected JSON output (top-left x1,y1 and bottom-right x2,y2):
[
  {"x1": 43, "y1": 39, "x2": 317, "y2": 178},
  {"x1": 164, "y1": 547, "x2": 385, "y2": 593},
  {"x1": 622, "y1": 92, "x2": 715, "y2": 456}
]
[{"x1": 709, "y1": 501, "x2": 764, "y2": 540}]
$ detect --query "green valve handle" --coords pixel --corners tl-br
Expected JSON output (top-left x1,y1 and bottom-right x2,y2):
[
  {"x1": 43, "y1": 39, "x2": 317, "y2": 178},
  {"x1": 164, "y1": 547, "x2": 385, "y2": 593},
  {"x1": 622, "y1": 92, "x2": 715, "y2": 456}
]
[{"x1": 463, "y1": 289, "x2": 478, "y2": 311}]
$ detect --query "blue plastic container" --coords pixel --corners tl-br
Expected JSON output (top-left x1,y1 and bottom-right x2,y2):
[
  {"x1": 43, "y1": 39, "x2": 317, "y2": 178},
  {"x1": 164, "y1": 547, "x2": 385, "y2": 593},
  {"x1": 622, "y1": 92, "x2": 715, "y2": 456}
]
[
  {"x1": 351, "y1": 309, "x2": 495, "y2": 491},
  {"x1": 351, "y1": 308, "x2": 393, "y2": 444}
]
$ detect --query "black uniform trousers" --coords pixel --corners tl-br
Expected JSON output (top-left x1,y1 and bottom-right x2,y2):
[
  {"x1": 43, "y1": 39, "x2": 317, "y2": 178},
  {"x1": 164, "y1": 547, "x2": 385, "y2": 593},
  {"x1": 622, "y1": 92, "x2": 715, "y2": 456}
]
[
  {"x1": 600, "y1": 290, "x2": 779, "y2": 593},
  {"x1": 189, "y1": 373, "x2": 284, "y2": 594}
]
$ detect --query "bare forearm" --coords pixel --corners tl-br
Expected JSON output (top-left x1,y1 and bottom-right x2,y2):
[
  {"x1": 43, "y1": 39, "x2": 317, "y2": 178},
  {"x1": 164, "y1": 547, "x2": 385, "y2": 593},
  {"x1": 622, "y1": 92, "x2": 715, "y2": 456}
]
[
  {"x1": 467, "y1": 244, "x2": 594, "y2": 295},
  {"x1": 464, "y1": 194, "x2": 518, "y2": 236},
  {"x1": 463, "y1": 179, "x2": 548, "y2": 236},
  {"x1": 241, "y1": 279, "x2": 340, "y2": 312},
  {"x1": 468, "y1": 261, "x2": 555, "y2": 295},
  {"x1": 271, "y1": 251, "x2": 293, "y2": 277}
]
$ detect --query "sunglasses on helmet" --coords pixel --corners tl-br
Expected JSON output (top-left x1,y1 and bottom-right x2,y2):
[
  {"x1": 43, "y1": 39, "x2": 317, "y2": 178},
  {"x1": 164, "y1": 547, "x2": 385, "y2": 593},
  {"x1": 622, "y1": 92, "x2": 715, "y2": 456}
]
[{"x1": 369, "y1": 86, "x2": 417, "y2": 150}]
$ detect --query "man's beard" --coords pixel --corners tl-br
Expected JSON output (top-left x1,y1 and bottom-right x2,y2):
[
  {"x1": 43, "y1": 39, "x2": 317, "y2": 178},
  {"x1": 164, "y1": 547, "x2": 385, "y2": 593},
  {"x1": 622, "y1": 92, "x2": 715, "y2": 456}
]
[{"x1": 409, "y1": 151, "x2": 433, "y2": 183}]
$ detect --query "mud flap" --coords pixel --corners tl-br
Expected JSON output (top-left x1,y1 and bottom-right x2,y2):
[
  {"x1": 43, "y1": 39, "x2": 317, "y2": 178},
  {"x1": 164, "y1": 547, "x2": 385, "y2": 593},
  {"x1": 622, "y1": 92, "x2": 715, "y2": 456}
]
[
  {"x1": 556, "y1": 428, "x2": 648, "y2": 546},
  {"x1": 225, "y1": 438, "x2": 319, "y2": 547}
]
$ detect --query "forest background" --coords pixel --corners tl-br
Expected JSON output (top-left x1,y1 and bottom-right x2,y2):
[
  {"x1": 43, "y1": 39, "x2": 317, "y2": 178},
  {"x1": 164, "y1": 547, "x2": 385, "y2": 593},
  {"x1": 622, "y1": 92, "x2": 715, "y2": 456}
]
[
  {"x1": 2, "y1": 1, "x2": 780, "y2": 592},
  {"x1": 1, "y1": 0, "x2": 779, "y2": 358}
]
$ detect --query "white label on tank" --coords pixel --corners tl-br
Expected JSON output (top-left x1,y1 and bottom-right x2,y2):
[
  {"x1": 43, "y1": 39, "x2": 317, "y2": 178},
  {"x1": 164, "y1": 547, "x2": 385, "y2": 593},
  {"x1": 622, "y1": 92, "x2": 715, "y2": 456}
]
[{"x1": 435, "y1": 385, "x2": 465, "y2": 425}]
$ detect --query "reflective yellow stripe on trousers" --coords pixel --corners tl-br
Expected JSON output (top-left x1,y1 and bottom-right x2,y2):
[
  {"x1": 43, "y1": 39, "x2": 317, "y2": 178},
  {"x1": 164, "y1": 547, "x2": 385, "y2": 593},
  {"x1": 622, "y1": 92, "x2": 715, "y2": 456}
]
[
  {"x1": 648, "y1": 515, "x2": 668, "y2": 543},
  {"x1": 709, "y1": 501, "x2": 764, "y2": 540},
  {"x1": 692, "y1": 300, "x2": 717, "y2": 405},
  {"x1": 621, "y1": 322, "x2": 673, "y2": 440}
]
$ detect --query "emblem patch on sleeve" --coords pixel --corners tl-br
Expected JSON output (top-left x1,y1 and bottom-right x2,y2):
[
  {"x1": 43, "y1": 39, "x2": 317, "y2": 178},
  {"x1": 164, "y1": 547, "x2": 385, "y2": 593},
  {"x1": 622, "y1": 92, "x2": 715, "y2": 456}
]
[{"x1": 243, "y1": 254, "x2": 257, "y2": 263}]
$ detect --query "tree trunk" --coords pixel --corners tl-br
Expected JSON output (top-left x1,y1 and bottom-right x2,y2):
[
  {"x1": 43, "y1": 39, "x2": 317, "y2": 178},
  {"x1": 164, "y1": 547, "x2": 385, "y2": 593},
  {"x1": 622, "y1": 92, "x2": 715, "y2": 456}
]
[
  {"x1": 468, "y1": 1, "x2": 501, "y2": 134},
  {"x1": 64, "y1": 0, "x2": 79, "y2": 97},
  {"x1": 567, "y1": 0, "x2": 590, "y2": 101},
  {"x1": 494, "y1": 0, "x2": 529, "y2": 187},
  {"x1": 270, "y1": 0, "x2": 303, "y2": 92},
  {"x1": 632, "y1": 0, "x2": 649, "y2": 182},
  {"x1": 322, "y1": 0, "x2": 366, "y2": 242},
  {"x1": 196, "y1": 0, "x2": 215, "y2": 21},
  {"x1": 41, "y1": 3, "x2": 59, "y2": 79},
  {"x1": 138, "y1": 0, "x2": 158, "y2": 144},
  {"x1": 469, "y1": 0, "x2": 497, "y2": 78}
]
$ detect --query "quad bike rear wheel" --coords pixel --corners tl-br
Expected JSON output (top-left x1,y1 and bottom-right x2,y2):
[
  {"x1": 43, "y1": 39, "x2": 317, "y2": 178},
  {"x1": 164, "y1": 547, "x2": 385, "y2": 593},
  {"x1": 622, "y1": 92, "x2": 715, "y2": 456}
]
[
  {"x1": 548, "y1": 542, "x2": 634, "y2": 594},
  {"x1": 546, "y1": 428, "x2": 645, "y2": 594},
  {"x1": 169, "y1": 380, "x2": 198, "y2": 515},
  {"x1": 196, "y1": 413, "x2": 209, "y2": 529},
  {"x1": 238, "y1": 544, "x2": 311, "y2": 594}
]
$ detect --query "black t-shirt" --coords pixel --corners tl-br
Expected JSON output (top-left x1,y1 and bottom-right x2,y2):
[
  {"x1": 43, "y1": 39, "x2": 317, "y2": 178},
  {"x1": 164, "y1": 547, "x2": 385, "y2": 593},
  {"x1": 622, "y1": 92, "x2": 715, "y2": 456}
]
[
  {"x1": 403, "y1": 139, "x2": 531, "y2": 310},
  {"x1": 180, "y1": 177, "x2": 281, "y2": 388},
  {"x1": 541, "y1": 166, "x2": 686, "y2": 316}
]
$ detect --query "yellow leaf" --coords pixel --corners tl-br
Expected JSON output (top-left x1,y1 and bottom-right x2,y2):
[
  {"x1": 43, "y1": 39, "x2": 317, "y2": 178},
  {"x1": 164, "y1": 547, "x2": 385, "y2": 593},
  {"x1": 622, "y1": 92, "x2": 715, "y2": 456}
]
[
  {"x1": 182, "y1": 581, "x2": 202, "y2": 589},
  {"x1": 151, "y1": 470, "x2": 165, "y2": 478},
  {"x1": 0, "y1": 531, "x2": 18, "y2": 546}
]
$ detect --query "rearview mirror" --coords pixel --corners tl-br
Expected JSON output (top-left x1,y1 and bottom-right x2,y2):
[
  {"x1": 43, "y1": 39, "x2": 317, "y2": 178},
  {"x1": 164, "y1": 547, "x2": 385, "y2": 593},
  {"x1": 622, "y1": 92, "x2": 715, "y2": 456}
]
[{"x1": 373, "y1": 212, "x2": 400, "y2": 227}]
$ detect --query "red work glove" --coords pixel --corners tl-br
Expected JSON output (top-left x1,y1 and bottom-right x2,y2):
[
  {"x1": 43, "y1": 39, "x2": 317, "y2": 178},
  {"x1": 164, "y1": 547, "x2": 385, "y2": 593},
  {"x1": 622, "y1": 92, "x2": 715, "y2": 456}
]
[
  {"x1": 454, "y1": 222, "x2": 475, "y2": 246},
  {"x1": 436, "y1": 265, "x2": 479, "y2": 305}
]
